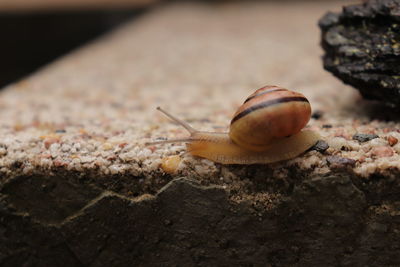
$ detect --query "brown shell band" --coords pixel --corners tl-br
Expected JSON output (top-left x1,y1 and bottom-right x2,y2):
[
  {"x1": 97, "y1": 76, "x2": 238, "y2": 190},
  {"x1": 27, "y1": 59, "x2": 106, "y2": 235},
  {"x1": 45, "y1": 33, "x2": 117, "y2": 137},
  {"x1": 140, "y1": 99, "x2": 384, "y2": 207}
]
[
  {"x1": 243, "y1": 88, "x2": 287, "y2": 103},
  {"x1": 231, "y1": 96, "x2": 309, "y2": 124}
]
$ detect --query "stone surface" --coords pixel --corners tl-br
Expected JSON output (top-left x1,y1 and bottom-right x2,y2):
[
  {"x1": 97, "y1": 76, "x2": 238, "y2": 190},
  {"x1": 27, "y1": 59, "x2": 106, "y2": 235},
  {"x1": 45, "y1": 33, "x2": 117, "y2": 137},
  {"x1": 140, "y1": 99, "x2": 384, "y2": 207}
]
[
  {"x1": 311, "y1": 139, "x2": 330, "y2": 153},
  {"x1": 2, "y1": 175, "x2": 400, "y2": 266},
  {"x1": 352, "y1": 133, "x2": 379, "y2": 142},
  {"x1": 1, "y1": 1, "x2": 400, "y2": 265},
  {"x1": 320, "y1": 0, "x2": 400, "y2": 108}
]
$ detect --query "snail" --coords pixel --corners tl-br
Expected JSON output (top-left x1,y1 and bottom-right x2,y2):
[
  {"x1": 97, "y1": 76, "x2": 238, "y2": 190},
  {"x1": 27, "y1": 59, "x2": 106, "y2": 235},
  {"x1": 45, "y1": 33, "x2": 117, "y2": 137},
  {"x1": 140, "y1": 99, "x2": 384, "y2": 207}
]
[{"x1": 146, "y1": 85, "x2": 320, "y2": 164}]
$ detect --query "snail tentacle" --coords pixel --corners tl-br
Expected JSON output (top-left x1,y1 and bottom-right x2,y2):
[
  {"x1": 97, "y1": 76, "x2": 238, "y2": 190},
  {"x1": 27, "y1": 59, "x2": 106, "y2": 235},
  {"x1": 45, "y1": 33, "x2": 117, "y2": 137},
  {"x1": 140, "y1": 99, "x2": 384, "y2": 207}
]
[{"x1": 156, "y1": 106, "x2": 197, "y2": 134}]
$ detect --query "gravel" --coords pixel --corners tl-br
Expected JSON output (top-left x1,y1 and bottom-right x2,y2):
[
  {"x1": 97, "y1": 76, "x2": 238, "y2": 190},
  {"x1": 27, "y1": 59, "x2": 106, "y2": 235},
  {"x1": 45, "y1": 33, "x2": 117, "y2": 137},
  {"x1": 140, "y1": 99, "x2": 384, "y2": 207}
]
[{"x1": 0, "y1": 1, "x2": 398, "y2": 198}]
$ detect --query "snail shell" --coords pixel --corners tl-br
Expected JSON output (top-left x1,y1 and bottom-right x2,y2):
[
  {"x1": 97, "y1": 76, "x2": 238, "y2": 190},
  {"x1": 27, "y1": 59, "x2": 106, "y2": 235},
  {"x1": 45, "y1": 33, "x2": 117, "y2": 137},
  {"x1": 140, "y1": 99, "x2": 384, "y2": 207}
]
[
  {"x1": 229, "y1": 85, "x2": 311, "y2": 151},
  {"x1": 146, "y1": 85, "x2": 319, "y2": 164}
]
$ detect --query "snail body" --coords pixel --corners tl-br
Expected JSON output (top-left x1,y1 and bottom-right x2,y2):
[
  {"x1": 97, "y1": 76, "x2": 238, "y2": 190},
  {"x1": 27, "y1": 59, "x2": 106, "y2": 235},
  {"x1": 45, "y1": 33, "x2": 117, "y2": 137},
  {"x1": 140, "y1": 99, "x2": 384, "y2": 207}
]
[{"x1": 146, "y1": 85, "x2": 320, "y2": 164}]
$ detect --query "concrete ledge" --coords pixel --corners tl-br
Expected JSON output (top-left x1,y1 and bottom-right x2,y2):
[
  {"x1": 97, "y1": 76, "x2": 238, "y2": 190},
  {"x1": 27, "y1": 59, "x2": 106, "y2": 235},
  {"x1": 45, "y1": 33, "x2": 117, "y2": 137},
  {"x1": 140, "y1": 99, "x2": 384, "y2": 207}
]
[
  {"x1": 2, "y1": 175, "x2": 399, "y2": 266},
  {"x1": 0, "y1": 1, "x2": 399, "y2": 265}
]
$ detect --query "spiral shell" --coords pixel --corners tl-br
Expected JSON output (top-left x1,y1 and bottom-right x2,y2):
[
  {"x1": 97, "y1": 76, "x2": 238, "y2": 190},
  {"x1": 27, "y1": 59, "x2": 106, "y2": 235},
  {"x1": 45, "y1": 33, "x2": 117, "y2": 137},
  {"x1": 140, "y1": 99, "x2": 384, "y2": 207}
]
[{"x1": 229, "y1": 85, "x2": 312, "y2": 151}]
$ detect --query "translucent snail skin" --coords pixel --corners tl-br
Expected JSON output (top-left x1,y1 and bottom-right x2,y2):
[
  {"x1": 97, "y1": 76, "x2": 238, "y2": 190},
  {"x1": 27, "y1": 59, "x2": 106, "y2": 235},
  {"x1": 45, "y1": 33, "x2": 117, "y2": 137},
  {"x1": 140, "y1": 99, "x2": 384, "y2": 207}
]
[{"x1": 146, "y1": 85, "x2": 320, "y2": 164}]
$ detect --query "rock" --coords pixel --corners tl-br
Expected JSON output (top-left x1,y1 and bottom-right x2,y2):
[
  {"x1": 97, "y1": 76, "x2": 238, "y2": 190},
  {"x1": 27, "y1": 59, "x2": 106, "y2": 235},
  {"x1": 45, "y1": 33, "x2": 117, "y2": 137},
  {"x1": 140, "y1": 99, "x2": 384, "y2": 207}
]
[
  {"x1": 371, "y1": 146, "x2": 394, "y2": 158},
  {"x1": 352, "y1": 133, "x2": 379, "y2": 142},
  {"x1": 387, "y1": 135, "x2": 398, "y2": 146},
  {"x1": 3, "y1": 174, "x2": 400, "y2": 266},
  {"x1": 319, "y1": 0, "x2": 400, "y2": 108},
  {"x1": 311, "y1": 140, "x2": 330, "y2": 153},
  {"x1": 311, "y1": 110, "x2": 324, "y2": 120},
  {"x1": 326, "y1": 155, "x2": 356, "y2": 169},
  {"x1": 161, "y1": 155, "x2": 182, "y2": 174}
]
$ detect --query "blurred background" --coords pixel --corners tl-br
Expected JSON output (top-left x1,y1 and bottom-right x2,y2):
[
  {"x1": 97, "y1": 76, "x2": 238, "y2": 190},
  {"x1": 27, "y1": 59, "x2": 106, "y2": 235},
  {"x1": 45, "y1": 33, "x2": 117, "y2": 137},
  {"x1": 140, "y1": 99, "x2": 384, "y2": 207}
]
[
  {"x1": 0, "y1": 0, "x2": 342, "y2": 89},
  {"x1": 0, "y1": 0, "x2": 158, "y2": 88}
]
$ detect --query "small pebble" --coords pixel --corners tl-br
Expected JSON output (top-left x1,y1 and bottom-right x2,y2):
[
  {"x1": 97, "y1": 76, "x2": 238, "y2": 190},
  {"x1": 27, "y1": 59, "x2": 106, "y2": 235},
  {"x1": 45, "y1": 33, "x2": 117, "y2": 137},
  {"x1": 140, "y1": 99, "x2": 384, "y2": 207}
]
[
  {"x1": 0, "y1": 147, "x2": 7, "y2": 156},
  {"x1": 329, "y1": 137, "x2": 347, "y2": 150},
  {"x1": 148, "y1": 145, "x2": 157, "y2": 153},
  {"x1": 49, "y1": 143, "x2": 60, "y2": 152},
  {"x1": 73, "y1": 143, "x2": 81, "y2": 150},
  {"x1": 311, "y1": 110, "x2": 323, "y2": 120},
  {"x1": 119, "y1": 151, "x2": 136, "y2": 162},
  {"x1": 13, "y1": 123, "x2": 25, "y2": 131},
  {"x1": 322, "y1": 124, "x2": 332, "y2": 128},
  {"x1": 42, "y1": 136, "x2": 60, "y2": 149},
  {"x1": 326, "y1": 155, "x2": 356, "y2": 168},
  {"x1": 310, "y1": 140, "x2": 329, "y2": 153},
  {"x1": 334, "y1": 128, "x2": 351, "y2": 139},
  {"x1": 53, "y1": 160, "x2": 65, "y2": 167},
  {"x1": 103, "y1": 142, "x2": 113, "y2": 150},
  {"x1": 371, "y1": 146, "x2": 394, "y2": 158},
  {"x1": 61, "y1": 144, "x2": 71, "y2": 152},
  {"x1": 358, "y1": 155, "x2": 366, "y2": 163},
  {"x1": 109, "y1": 164, "x2": 122, "y2": 175},
  {"x1": 119, "y1": 143, "x2": 128, "y2": 148},
  {"x1": 161, "y1": 155, "x2": 181, "y2": 174},
  {"x1": 387, "y1": 135, "x2": 398, "y2": 146},
  {"x1": 352, "y1": 133, "x2": 379, "y2": 143},
  {"x1": 370, "y1": 138, "x2": 387, "y2": 146},
  {"x1": 393, "y1": 143, "x2": 400, "y2": 154}
]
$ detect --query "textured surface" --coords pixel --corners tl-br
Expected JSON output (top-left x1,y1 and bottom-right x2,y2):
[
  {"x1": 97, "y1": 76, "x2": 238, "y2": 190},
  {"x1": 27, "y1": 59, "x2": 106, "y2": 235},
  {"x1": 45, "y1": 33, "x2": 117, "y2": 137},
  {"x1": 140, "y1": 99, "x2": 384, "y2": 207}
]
[
  {"x1": 2, "y1": 176, "x2": 400, "y2": 266},
  {"x1": 1, "y1": 1, "x2": 400, "y2": 266},
  {"x1": 0, "y1": 1, "x2": 399, "y2": 193},
  {"x1": 320, "y1": 0, "x2": 400, "y2": 108}
]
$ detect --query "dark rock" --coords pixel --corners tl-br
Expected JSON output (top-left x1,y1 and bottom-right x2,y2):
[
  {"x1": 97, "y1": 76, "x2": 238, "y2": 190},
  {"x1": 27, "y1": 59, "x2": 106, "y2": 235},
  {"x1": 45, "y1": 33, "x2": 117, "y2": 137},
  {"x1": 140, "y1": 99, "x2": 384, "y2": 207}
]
[
  {"x1": 326, "y1": 155, "x2": 356, "y2": 168},
  {"x1": 311, "y1": 140, "x2": 329, "y2": 153},
  {"x1": 291, "y1": 175, "x2": 366, "y2": 226},
  {"x1": 319, "y1": 0, "x2": 400, "y2": 108},
  {"x1": 352, "y1": 133, "x2": 379, "y2": 142},
  {"x1": 311, "y1": 110, "x2": 324, "y2": 120},
  {"x1": 1, "y1": 174, "x2": 400, "y2": 266},
  {"x1": 2, "y1": 175, "x2": 101, "y2": 224}
]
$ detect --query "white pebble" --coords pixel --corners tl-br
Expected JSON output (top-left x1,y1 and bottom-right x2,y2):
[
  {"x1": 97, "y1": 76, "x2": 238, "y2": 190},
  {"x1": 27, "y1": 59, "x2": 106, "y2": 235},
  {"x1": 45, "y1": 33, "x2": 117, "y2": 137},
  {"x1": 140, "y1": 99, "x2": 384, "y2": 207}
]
[
  {"x1": 370, "y1": 138, "x2": 387, "y2": 146},
  {"x1": 109, "y1": 164, "x2": 121, "y2": 174},
  {"x1": 73, "y1": 142, "x2": 81, "y2": 150},
  {"x1": 147, "y1": 158, "x2": 161, "y2": 171},
  {"x1": 299, "y1": 154, "x2": 321, "y2": 169},
  {"x1": 393, "y1": 143, "x2": 400, "y2": 154},
  {"x1": 74, "y1": 163, "x2": 83, "y2": 172},
  {"x1": 86, "y1": 144, "x2": 95, "y2": 152},
  {"x1": 22, "y1": 165, "x2": 34, "y2": 174},
  {"x1": 136, "y1": 148, "x2": 151, "y2": 160},
  {"x1": 40, "y1": 158, "x2": 52, "y2": 167},
  {"x1": 194, "y1": 165, "x2": 208, "y2": 175},
  {"x1": 348, "y1": 140, "x2": 361, "y2": 151},
  {"x1": 72, "y1": 157, "x2": 81, "y2": 164},
  {"x1": 328, "y1": 137, "x2": 347, "y2": 150},
  {"x1": 80, "y1": 156, "x2": 95, "y2": 163},
  {"x1": 49, "y1": 143, "x2": 60, "y2": 152},
  {"x1": 61, "y1": 144, "x2": 71, "y2": 152},
  {"x1": 119, "y1": 151, "x2": 136, "y2": 162}
]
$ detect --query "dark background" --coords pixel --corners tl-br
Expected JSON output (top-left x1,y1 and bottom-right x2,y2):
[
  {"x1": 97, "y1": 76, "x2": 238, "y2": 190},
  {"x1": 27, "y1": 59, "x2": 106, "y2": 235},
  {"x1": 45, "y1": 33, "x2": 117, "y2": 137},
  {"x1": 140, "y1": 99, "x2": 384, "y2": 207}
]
[
  {"x1": 0, "y1": 0, "x2": 337, "y2": 89},
  {"x1": 0, "y1": 9, "x2": 145, "y2": 88}
]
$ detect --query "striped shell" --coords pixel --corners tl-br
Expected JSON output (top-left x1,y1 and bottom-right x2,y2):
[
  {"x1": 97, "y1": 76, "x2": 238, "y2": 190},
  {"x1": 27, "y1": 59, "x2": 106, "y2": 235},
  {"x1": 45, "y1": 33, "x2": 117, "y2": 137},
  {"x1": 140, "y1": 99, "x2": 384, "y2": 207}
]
[{"x1": 229, "y1": 85, "x2": 311, "y2": 151}]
